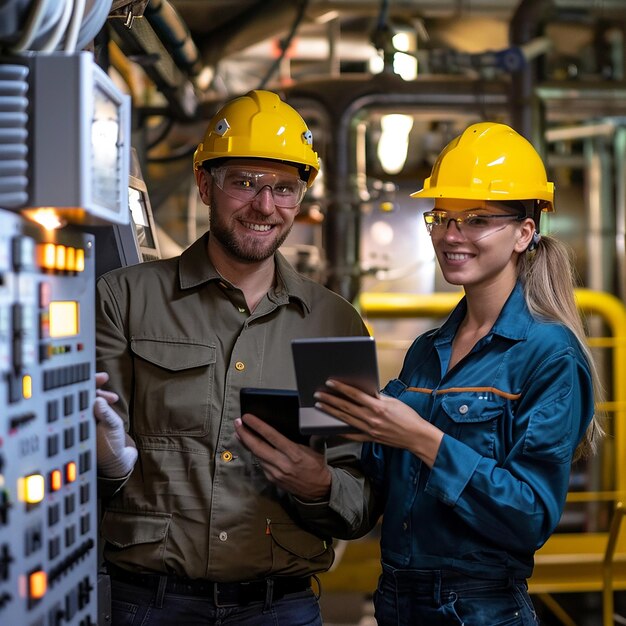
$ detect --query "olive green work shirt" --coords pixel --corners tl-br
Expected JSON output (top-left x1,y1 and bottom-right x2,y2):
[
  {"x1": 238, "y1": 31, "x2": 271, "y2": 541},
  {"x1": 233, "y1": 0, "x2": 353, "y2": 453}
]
[{"x1": 96, "y1": 233, "x2": 376, "y2": 581}]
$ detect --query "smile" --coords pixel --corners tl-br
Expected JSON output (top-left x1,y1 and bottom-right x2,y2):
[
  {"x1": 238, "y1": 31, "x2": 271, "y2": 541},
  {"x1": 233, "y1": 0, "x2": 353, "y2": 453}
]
[
  {"x1": 242, "y1": 221, "x2": 273, "y2": 232},
  {"x1": 446, "y1": 252, "x2": 472, "y2": 261}
]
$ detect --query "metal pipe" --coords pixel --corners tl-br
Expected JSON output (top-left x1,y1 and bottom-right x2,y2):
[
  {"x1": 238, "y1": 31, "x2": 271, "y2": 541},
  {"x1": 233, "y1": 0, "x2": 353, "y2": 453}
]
[
  {"x1": 284, "y1": 75, "x2": 507, "y2": 300},
  {"x1": 328, "y1": 82, "x2": 508, "y2": 300},
  {"x1": 509, "y1": 0, "x2": 554, "y2": 146},
  {"x1": 144, "y1": 0, "x2": 202, "y2": 76}
]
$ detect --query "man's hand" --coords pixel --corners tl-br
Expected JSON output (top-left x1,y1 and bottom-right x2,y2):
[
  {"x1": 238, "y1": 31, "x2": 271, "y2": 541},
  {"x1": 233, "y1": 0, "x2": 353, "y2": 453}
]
[
  {"x1": 234, "y1": 414, "x2": 332, "y2": 501},
  {"x1": 94, "y1": 372, "x2": 138, "y2": 478}
]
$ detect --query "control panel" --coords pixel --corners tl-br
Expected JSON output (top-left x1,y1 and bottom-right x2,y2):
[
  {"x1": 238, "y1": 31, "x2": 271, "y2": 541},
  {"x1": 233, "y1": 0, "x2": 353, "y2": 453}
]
[{"x1": 0, "y1": 209, "x2": 97, "y2": 625}]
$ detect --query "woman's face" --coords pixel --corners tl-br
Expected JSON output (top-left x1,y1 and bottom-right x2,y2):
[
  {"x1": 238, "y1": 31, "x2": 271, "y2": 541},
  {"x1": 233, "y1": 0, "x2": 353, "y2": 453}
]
[{"x1": 426, "y1": 199, "x2": 535, "y2": 290}]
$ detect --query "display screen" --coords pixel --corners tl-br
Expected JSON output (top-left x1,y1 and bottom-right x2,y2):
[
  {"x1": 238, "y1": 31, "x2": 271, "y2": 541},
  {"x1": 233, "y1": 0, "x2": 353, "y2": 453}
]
[
  {"x1": 128, "y1": 187, "x2": 156, "y2": 249},
  {"x1": 49, "y1": 301, "x2": 79, "y2": 338},
  {"x1": 91, "y1": 84, "x2": 121, "y2": 211}
]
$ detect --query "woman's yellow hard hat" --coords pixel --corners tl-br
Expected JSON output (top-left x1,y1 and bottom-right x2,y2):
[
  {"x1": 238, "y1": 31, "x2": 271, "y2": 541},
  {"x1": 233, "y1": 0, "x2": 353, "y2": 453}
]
[{"x1": 411, "y1": 122, "x2": 554, "y2": 211}]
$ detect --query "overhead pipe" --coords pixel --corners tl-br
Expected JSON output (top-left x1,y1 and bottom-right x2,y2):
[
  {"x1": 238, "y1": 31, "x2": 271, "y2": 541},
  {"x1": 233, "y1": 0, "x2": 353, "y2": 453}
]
[
  {"x1": 285, "y1": 75, "x2": 509, "y2": 301},
  {"x1": 143, "y1": 0, "x2": 202, "y2": 77},
  {"x1": 197, "y1": 0, "x2": 304, "y2": 68},
  {"x1": 509, "y1": 0, "x2": 555, "y2": 146}
]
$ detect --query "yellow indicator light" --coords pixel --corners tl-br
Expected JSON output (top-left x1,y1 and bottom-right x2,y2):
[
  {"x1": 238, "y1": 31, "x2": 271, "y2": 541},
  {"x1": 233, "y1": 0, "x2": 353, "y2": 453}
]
[
  {"x1": 22, "y1": 375, "x2": 32, "y2": 399},
  {"x1": 75, "y1": 248, "x2": 85, "y2": 272},
  {"x1": 54, "y1": 245, "x2": 66, "y2": 271},
  {"x1": 38, "y1": 243, "x2": 56, "y2": 270},
  {"x1": 66, "y1": 246, "x2": 76, "y2": 271},
  {"x1": 65, "y1": 462, "x2": 77, "y2": 483},
  {"x1": 29, "y1": 570, "x2": 47, "y2": 599},
  {"x1": 50, "y1": 470, "x2": 62, "y2": 492},
  {"x1": 19, "y1": 474, "x2": 45, "y2": 503},
  {"x1": 49, "y1": 301, "x2": 79, "y2": 338}
]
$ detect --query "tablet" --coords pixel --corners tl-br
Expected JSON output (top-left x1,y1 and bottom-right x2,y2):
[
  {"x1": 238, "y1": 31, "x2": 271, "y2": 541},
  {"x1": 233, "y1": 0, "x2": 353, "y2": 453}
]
[
  {"x1": 291, "y1": 336, "x2": 379, "y2": 435},
  {"x1": 239, "y1": 387, "x2": 310, "y2": 446}
]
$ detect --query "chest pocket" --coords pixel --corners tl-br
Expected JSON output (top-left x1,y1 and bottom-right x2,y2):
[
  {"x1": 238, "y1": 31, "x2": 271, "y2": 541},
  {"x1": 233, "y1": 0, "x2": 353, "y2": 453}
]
[
  {"x1": 440, "y1": 394, "x2": 507, "y2": 459},
  {"x1": 131, "y1": 338, "x2": 216, "y2": 437}
]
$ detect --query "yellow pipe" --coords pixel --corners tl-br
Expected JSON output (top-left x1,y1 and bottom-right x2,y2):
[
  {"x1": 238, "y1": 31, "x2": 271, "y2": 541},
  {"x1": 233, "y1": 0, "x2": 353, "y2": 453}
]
[
  {"x1": 359, "y1": 290, "x2": 462, "y2": 318},
  {"x1": 575, "y1": 290, "x2": 626, "y2": 495},
  {"x1": 603, "y1": 502, "x2": 625, "y2": 626}
]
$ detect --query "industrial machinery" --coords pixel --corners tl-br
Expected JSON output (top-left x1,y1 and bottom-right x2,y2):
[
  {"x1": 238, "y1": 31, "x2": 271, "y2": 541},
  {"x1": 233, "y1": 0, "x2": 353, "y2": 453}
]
[{"x1": 0, "y1": 50, "x2": 131, "y2": 625}]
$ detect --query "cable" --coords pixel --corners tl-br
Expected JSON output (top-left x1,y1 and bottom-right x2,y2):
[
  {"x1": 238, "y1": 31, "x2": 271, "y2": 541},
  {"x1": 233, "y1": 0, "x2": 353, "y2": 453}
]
[
  {"x1": 258, "y1": 0, "x2": 309, "y2": 89},
  {"x1": 64, "y1": 0, "x2": 86, "y2": 53},
  {"x1": 41, "y1": 0, "x2": 73, "y2": 52},
  {"x1": 75, "y1": 0, "x2": 113, "y2": 51},
  {"x1": 375, "y1": 0, "x2": 390, "y2": 32},
  {"x1": 10, "y1": 0, "x2": 52, "y2": 52}
]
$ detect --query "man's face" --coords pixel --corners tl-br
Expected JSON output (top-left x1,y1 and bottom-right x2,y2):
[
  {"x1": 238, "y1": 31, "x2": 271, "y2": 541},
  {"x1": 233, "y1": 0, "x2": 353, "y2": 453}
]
[{"x1": 198, "y1": 159, "x2": 304, "y2": 263}]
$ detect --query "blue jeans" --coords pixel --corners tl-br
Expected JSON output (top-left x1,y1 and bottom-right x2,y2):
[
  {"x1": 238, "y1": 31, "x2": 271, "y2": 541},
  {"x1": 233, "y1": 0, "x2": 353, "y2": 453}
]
[
  {"x1": 110, "y1": 578, "x2": 323, "y2": 626},
  {"x1": 373, "y1": 563, "x2": 539, "y2": 626}
]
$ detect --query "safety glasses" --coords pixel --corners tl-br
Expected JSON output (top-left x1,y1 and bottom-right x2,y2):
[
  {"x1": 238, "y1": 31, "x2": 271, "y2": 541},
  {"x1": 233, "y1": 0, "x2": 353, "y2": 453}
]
[
  {"x1": 423, "y1": 209, "x2": 524, "y2": 241},
  {"x1": 211, "y1": 166, "x2": 307, "y2": 208}
]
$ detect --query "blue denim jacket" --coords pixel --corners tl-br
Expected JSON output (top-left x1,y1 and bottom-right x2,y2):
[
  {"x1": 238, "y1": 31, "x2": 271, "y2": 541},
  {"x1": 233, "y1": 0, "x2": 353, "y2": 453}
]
[{"x1": 362, "y1": 282, "x2": 595, "y2": 579}]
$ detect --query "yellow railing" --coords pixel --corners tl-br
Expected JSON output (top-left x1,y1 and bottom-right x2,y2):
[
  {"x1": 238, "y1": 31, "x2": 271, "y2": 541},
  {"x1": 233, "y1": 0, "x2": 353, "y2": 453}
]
[{"x1": 321, "y1": 288, "x2": 626, "y2": 626}]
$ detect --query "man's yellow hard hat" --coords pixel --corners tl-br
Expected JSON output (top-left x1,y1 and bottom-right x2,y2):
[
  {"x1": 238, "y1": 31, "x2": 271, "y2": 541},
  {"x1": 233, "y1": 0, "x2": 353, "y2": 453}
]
[{"x1": 193, "y1": 90, "x2": 320, "y2": 187}]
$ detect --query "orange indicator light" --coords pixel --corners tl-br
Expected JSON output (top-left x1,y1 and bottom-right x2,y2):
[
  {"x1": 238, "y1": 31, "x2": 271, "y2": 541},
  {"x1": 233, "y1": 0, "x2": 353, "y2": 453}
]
[
  {"x1": 54, "y1": 245, "x2": 66, "y2": 271},
  {"x1": 29, "y1": 570, "x2": 47, "y2": 599},
  {"x1": 65, "y1": 462, "x2": 77, "y2": 483},
  {"x1": 75, "y1": 248, "x2": 85, "y2": 272},
  {"x1": 50, "y1": 470, "x2": 62, "y2": 492}
]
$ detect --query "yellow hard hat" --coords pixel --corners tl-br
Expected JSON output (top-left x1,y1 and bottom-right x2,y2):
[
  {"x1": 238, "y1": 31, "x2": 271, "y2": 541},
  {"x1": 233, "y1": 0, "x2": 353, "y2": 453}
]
[
  {"x1": 193, "y1": 89, "x2": 320, "y2": 187},
  {"x1": 411, "y1": 122, "x2": 554, "y2": 211}
]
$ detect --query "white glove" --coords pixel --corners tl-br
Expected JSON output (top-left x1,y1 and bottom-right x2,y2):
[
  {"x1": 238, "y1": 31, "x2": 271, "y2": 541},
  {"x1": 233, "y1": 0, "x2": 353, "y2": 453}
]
[{"x1": 94, "y1": 397, "x2": 138, "y2": 478}]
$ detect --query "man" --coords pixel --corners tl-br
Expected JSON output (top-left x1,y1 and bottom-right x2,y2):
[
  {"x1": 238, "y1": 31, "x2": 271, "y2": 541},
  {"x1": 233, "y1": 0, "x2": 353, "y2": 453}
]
[{"x1": 94, "y1": 89, "x2": 375, "y2": 625}]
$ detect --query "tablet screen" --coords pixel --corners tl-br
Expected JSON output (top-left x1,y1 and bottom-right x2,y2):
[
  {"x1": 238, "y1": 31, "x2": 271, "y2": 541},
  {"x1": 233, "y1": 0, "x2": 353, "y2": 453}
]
[
  {"x1": 291, "y1": 336, "x2": 379, "y2": 435},
  {"x1": 240, "y1": 387, "x2": 310, "y2": 445}
]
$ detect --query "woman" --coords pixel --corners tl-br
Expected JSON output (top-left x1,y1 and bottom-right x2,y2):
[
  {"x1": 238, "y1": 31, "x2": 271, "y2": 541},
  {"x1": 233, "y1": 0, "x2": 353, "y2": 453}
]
[{"x1": 315, "y1": 122, "x2": 602, "y2": 625}]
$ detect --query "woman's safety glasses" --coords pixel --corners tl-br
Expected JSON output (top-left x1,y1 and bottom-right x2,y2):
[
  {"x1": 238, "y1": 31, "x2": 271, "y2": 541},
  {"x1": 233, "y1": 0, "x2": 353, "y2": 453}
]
[
  {"x1": 211, "y1": 166, "x2": 307, "y2": 209},
  {"x1": 423, "y1": 209, "x2": 524, "y2": 241}
]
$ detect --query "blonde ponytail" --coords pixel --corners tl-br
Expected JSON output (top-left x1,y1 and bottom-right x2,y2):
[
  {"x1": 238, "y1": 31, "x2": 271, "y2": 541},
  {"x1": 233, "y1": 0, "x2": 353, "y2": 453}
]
[{"x1": 518, "y1": 236, "x2": 603, "y2": 460}]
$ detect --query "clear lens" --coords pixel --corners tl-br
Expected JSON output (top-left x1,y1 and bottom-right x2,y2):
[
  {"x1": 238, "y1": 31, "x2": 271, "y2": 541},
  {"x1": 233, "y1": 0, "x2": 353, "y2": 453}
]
[
  {"x1": 423, "y1": 210, "x2": 522, "y2": 240},
  {"x1": 212, "y1": 166, "x2": 307, "y2": 208}
]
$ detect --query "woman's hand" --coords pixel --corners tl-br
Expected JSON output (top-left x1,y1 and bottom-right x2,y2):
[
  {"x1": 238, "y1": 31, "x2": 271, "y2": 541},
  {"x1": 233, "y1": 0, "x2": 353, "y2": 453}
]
[{"x1": 315, "y1": 380, "x2": 443, "y2": 467}]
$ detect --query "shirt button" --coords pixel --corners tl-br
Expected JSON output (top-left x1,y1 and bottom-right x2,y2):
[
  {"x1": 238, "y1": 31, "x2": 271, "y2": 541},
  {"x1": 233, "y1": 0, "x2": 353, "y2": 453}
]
[
  {"x1": 402, "y1": 522, "x2": 408, "y2": 530},
  {"x1": 238, "y1": 307, "x2": 246, "y2": 313},
  {"x1": 235, "y1": 361, "x2": 245, "y2": 371},
  {"x1": 221, "y1": 450, "x2": 233, "y2": 462},
  {"x1": 459, "y1": 404, "x2": 469, "y2": 414},
  {"x1": 219, "y1": 531, "x2": 228, "y2": 542}
]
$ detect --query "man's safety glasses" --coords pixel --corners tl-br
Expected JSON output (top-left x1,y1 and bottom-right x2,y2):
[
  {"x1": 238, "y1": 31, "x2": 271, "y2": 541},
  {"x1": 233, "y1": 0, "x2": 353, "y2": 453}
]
[
  {"x1": 211, "y1": 166, "x2": 307, "y2": 209},
  {"x1": 423, "y1": 210, "x2": 524, "y2": 241}
]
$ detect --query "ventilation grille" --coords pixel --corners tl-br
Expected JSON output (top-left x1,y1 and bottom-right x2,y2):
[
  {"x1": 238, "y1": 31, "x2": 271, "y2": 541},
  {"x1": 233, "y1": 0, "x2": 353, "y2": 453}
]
[{"x1": 0, "y1": 62, "x2": 29, "y2": 209}]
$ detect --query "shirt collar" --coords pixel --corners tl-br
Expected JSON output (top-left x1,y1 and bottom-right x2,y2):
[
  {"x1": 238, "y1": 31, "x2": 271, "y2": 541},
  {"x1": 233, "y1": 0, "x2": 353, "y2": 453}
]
[
  {"x1": 435, "y1": 281, "x2": 532, "y2": 344},
  {"x1": 178, "y1": 232, "x2": 311, "y2": 313}
]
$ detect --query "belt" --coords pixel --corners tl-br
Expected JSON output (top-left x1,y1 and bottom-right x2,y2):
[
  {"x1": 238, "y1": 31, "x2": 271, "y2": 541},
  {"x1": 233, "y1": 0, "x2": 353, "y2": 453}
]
[{"x1": 106, "y1": 563, "x2": 312, "y2": 607}]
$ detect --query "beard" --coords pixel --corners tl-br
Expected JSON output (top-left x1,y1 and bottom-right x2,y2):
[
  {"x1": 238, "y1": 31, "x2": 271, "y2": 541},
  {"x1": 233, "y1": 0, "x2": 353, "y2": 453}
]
[{"x1": 209, "y1": 207, "x2": 293, "y2": 263}]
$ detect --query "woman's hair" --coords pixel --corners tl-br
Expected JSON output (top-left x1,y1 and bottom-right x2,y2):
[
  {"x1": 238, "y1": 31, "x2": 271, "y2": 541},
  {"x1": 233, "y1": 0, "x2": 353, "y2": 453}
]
[{"x1": 517, "y1": 234, "x2": 604, "y2": 460}]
